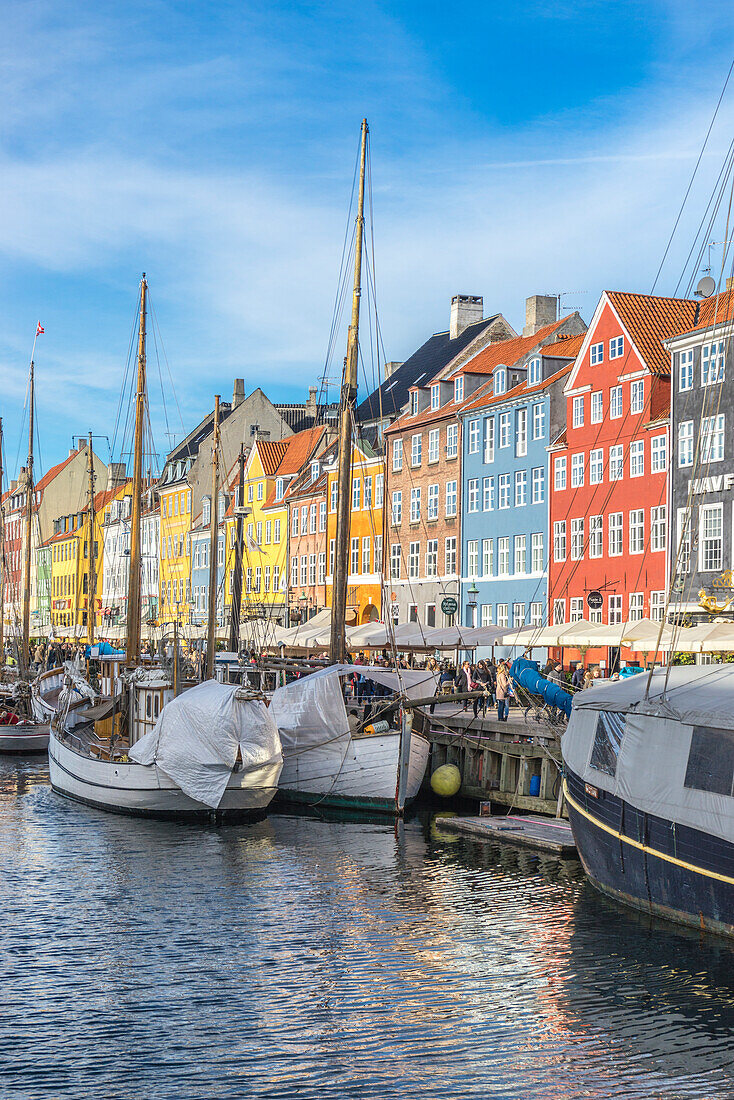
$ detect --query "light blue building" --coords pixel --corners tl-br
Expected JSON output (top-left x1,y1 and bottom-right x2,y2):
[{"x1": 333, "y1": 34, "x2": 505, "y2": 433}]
[
  {"x1": 190, "y1": 515, "x2": 227, "y2": 629},
  {"x1": 459, "y1": 334, "x2": 582, "y2": 650}
]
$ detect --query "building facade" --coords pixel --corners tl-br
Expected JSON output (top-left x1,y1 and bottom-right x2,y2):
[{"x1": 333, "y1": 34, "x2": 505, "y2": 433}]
[
  {"x1": 666, "y1": 286, "x2": 734, "y2": 624},
  {"x1": 548, "y1": 291, "x2": 695, "y2": 669},
  {"x1": 459, "y1": 333, "x2": 584, "y2": 639},
  {"x1": 284, "y1": 457, "x2": 328, "y2": 622},
  {"x1": 384, "y1": 302, "x2": 585, "y2": 628},
  {"x1": 325, "y1": 440, "x2": 385, "y2": 626}
]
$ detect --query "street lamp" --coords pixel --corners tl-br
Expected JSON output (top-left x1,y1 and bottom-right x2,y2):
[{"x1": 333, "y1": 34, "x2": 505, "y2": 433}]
[{"x1": 467, "y1": 583, "x2": 479, "y2": 627}]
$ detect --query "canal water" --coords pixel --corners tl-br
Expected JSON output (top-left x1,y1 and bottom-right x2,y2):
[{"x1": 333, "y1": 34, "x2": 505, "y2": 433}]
[{"x1": 2, "y1": 759, "x2": 734, "y2": 1099}]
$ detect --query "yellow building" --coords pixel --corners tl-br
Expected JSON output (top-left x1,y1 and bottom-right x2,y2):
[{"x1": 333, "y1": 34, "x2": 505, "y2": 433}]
[
  {"x1": 236, "y1": 427, "x2": 326, "y2": 626},
  {"x1": 325, "y1": 439, "x2": 384, "y2": 625},
  {"x1": 158, "y1": 478, "x2": 192, "y2": 625},
  {"x1": 48, "y1": 514, "x2": 86, "y2": 633}
]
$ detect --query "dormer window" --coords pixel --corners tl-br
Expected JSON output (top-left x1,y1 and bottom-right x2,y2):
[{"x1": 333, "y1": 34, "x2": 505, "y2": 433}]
[
  {"x1": 409, "y1": 391, "x2": 418, "y2": 415},
  {"x1": 202, "y1": 498, "x2": 211, "y2": 526},
  {"x1": 454, "y1": 376, "x2": 464, "y2": 403},
  {"x1": 430, "y1": 384, "x2": 440, "y2": 411},
  {"x1": 494, "y1": 368, "x2": 506, "y2": 395},
  {"x1": 528, "y1": 358, "x2": 541, "y2": 386},
  {"x1": 310, "y1": 461, "x2": 319, "y2": 482},
  {"x1": 275, "y1": 477, "x2": 284, "y2": 501}
]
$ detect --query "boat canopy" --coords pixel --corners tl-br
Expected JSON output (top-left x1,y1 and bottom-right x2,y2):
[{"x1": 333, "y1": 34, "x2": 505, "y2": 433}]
[
  {"x1": 129, "y1": 680, "x2": 282, "y2": 809},
  {"x1": 563, "y1": 665, "x2": 734, "y2": 846}
]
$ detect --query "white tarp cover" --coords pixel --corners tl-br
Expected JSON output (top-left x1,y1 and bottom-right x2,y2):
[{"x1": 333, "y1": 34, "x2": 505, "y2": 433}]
[
  {"x1": 270, "y1": 665, "x2": 350, "y2": 757},
  {"x1": 129, "y1": 680, "x2": 283, "y2": 809},
  {"x1": 563, "y1": 665, "x2": 734, "y2": 845},
  {"x1": 270, "y1": 664, "x2": 439, "y2": 757}
]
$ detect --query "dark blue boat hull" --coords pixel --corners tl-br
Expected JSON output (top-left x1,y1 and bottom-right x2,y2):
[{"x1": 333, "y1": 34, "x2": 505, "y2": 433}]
[{"x1": 564, "y1": 767, "x2": 734, "y2": 938}]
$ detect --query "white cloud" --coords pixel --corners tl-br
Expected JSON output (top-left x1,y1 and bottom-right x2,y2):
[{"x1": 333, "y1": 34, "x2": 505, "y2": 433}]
[{"x1": 1, "y1": 0, "x2": 734, "y2": 473}]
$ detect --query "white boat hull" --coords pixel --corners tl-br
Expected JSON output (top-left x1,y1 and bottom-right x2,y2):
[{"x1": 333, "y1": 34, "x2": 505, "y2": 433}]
[
  {"x1": 48, "y1": 730, "x2": 282, "y2": 821},
  {"x1": 277, "y1": 730, "x2": 430, "y2": 813},
  {"x1": 0, "y1": 723, "x2": 50, "y2": 754}
]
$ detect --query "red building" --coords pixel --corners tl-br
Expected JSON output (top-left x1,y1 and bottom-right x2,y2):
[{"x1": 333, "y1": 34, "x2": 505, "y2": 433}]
[{"x1": 548, "y1": 291, "x2": 695, "y2": 671}]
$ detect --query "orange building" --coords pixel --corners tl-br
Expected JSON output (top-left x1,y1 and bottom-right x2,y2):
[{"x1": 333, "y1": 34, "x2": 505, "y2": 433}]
[{"x1": 325, "y1": 439, "x2": 385, "y2": 626}]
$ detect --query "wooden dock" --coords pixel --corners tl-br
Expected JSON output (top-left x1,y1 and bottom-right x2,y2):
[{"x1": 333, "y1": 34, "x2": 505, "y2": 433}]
[
  {"x1": 434, "y1": 814, "x2": 577, "y2": 857},
  {"x1": 422, "y1": 709, "x2": 565, "y2": 817}
]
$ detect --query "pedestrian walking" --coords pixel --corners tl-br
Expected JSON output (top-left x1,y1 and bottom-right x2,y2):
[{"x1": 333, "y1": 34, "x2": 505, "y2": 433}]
[
  {"x1": 496, "y1": 661, "x2": 510, "y2": 721},
  {"x1": 472, "y1": 660, "x2": 491, "y2": 718}
]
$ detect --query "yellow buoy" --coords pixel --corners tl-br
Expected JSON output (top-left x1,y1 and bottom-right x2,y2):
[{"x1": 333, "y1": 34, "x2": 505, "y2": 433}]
[{"x1": 430, "y1": 763, "x2": 462, "y2": 798}]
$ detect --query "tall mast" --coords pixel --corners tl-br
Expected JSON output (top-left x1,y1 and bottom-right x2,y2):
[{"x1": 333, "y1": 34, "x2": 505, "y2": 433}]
[
  {"x1": 229, "y1": 444, "x2": 246, "y2": 654},
  {"x1": 22, "y1": 360, "x2": 35, "y2": 672},
  {"x1": 126, "y1": 274, "x2": 147, "y2": 667},
  {"x1": 0, "y1": 418, "x2": 4, "y2": 664},
  {"x1": 205, "y1": 395, "x2": 221, "y2": 679},
  {"x1": 329, "y1": 118, "x2": 368, "y2": 664},
  {"x1": 87, "y1": 431, "x2": 96, "y2": 647}
]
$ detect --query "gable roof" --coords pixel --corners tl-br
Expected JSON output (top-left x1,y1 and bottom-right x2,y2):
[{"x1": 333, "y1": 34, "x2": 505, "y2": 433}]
[
  {"x1": 450, "y1": 315, "x2": 574, "y2": 378},
  {"x1": 462, "y1": 362, "x2": 574, "y2": 414},
  {"x1": 355, "y1": 314, "x2": 507, "y2": 424},
  {"x1": 258, "y1": 426, "x2": 328, "y2": 509},
  {"x1": 605, "y1": 291, "x2": 696, "y2": 376},
  {"x1": 35, "y1": 449, "x2": 80, "y2": 494},
  {"x1": 257, "y1": 439, "x2": 290, "y2": 476}
]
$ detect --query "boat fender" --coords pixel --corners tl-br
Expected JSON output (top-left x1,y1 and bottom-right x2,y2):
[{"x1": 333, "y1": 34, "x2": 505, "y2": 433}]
[
  {"x1": 363, "y1": 719, "x2": 390, "y2": 736},
  {"x1": 431, "y1": 763, "x2": 462, "y2": 798}
]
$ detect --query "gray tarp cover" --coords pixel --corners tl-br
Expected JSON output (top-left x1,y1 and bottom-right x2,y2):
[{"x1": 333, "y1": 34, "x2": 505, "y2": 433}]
[{"x1": 563, "y1": 665, "x2": 734, "y2": 846}]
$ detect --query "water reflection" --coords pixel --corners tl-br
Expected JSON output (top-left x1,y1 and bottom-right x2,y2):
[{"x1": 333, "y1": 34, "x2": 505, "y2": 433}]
[{"x1": 0, "y1": 760, "x2": 731, "y2": 1099}]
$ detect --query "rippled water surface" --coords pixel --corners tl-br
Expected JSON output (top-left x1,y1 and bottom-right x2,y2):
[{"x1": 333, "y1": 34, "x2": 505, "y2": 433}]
[{"x1": 2, "y1": 759, "x2": 734, "y2": 1098}]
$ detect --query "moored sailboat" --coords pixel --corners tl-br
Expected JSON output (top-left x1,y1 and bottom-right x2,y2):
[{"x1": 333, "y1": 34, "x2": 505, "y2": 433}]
[
  {"x1": 271, "y1": 120, "x2": 431, "y2": 814},
  {"x1": 48, "y1": 276, "x2": 283, "y2": 820},
  {"x1": 0, "y1": 334, "x2": 51, "y2": 753}
]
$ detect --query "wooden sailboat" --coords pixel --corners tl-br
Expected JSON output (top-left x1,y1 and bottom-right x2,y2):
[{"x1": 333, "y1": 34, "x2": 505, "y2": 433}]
[
  {"x1": 273, "y1": 120, "x2": 430, "y2": 814},
  {"x1": 48, "y1": 276, "x2": 282, "y2": 819},
  {"x1": 0, "y1": 344, "x2": 51, "y2": 753}
]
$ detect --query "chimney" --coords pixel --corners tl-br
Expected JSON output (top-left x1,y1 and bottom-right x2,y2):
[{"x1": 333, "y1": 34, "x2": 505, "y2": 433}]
[
  {"x1": 232, "y1": 379, "x2": 245, "y2": 408},
  {"x1": 727, "y1": 277, "x2": 734, "y2": 291},
  {"x1": 107, "y1": 462, "x2": 127, "y2": 490},
  {"x1": 10, "y1": 479, "x2": 17, "y2": 493},
  {"x1": 384, "y1": 361, "x2": 402, "y2": 380},
  {"x1": 450, "y1": 295, "x2": 483, "y2": 340},
  {"x1": 307, "y1": 386, "x2": 318, "y2": 411},
  {"x1": 523, "y1": 294, "x2": 558, "y2": 337}
]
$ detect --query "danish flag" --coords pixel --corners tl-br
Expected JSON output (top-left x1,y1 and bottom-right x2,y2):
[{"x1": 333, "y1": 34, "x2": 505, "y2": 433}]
[{"x1": 36, "y1": 322, "x2": 44, "y2": 336}]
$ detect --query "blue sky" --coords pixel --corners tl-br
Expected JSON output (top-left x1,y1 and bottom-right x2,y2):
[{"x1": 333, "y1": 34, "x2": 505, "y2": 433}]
[{"x1": 2, "y1": 0, "x2": 734, "y2": 478}]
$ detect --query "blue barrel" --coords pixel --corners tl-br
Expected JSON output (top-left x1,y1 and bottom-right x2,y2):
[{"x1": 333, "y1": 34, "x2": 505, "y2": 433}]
[
  {"x1": 509, "y1": 657, "x2": 573, "y2": 718},
  {"x1": 529, "y1": 774, "x2": 541, "y2": 797}
]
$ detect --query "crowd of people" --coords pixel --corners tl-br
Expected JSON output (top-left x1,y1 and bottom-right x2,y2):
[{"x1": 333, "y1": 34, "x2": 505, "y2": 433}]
[
  {"x1": 347, "y1": 650, "x2": 614, "y2": 725},
  {"x1": 2, "y1": 640, "x2": 88, "y2": 672}
]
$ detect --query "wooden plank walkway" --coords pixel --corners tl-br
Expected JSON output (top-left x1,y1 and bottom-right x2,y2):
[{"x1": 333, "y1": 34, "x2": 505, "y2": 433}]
[{"x1": 434, "y1": 814, "x2": 577, "y2": 857}]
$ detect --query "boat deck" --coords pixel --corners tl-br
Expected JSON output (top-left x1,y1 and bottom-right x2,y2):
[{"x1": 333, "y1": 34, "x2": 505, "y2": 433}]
[{"x1": 434, "y1": 813, "x2": 577, "y2": 857}]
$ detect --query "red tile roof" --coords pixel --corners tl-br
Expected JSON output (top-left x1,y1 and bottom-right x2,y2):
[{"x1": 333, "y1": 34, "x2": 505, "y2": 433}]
[
  {"x1": 462, "y1": 363, "x2": 573, "y2": 414},
  {"x1": 386, "y1": 316, "x2": 583, "y2": 434},
  {"x1": 260, "y1": 425, "x2": 328, "y2": 508},
  {"x1": 692, "y1": 288, "x2": 734, "y2": 331},
  {"x1": 606, "y1": 291, "x2": 696, "y2": 376},
  {"x1": 35, "y1": 449, "x2": 81, "y2": 494},
  {"x1": 542, "y1": 333, "x2": 585, "y2": 358},
  {"x1": 276, "y1": 425, "x2": 327, "y2": 476},
  {"x1": 257, "y1": 440, "x2": 290, "y2": 476},
  {"x1": 449, "y1": 315, "x2": 576, "y2": 378}
]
